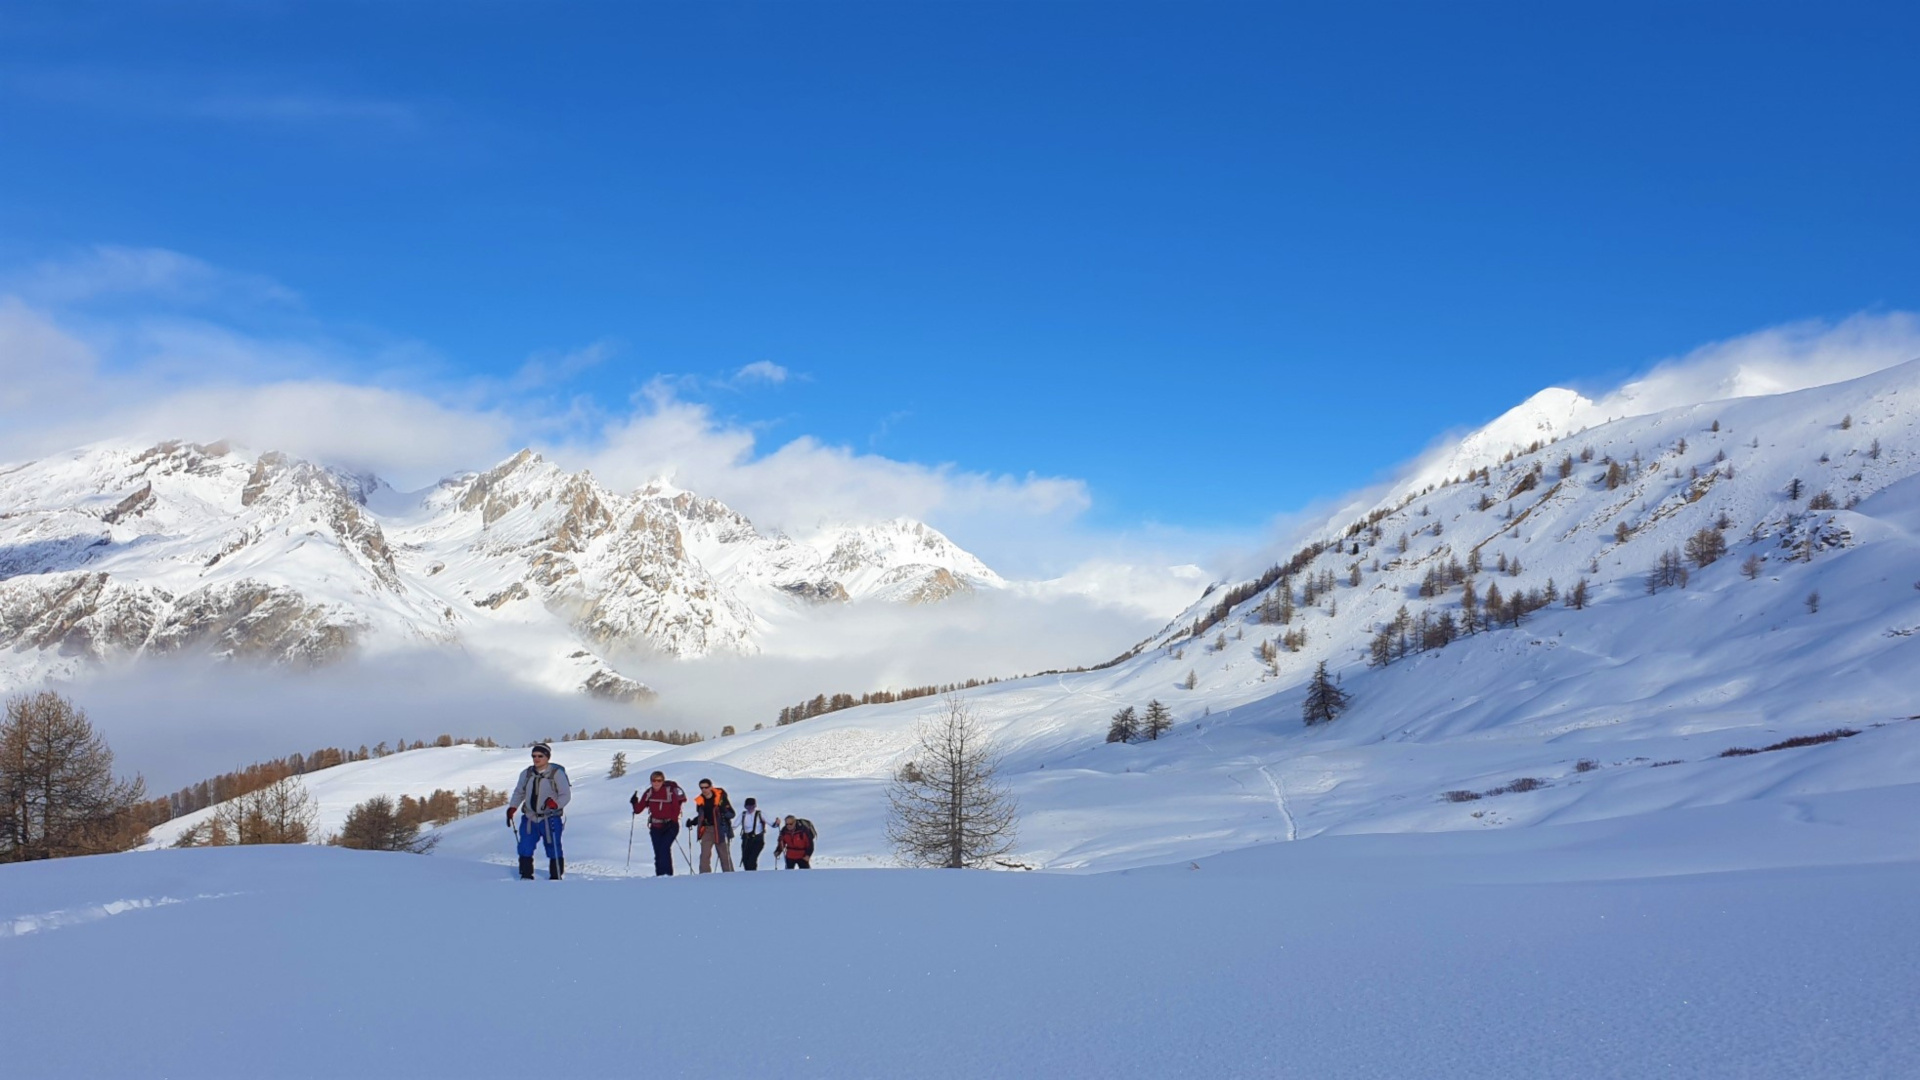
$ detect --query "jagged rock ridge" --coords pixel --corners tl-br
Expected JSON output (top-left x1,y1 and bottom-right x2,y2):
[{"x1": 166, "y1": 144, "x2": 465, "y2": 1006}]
[{"x1": 0, "y1": 441, "x2": 1006, "y2": 697}]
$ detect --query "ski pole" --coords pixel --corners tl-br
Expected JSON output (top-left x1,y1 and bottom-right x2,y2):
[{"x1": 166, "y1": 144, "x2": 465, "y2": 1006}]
[{"x1": 626, "y1": 810, "x2": 636, "y2": 873}]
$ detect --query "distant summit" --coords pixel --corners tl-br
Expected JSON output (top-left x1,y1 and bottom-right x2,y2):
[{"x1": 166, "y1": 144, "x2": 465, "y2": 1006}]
[{"x1": 0, "y1": 441, "x2": 1006, "y2": 698}]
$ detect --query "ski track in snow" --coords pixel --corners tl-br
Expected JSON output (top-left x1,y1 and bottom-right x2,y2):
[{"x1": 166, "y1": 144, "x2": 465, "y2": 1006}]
[
  {"x1": 2, "y1": 892, "x2": 242, "y2": 939},
  {"x1": 1258, "y1": 763, "x2": 1298, "y2": 842}
]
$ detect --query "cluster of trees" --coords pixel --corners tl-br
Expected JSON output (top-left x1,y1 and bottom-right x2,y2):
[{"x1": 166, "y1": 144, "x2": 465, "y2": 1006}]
[
  {"x1": 552, "y1": 727, "x2": 703, "y2": 745},
  {"x1": 1, "y1": 692, "x2": 158, "y2": 862},
  {"x1": 1182, "y1": 538, "x2": 1335, "y2": 645},
  {"x1": 332, "y1": 785, "x2": 510, "y2": 853},
  {"x1": 162, "y1": 734, "x2": 501, "y2": 819},
  {"x1": 886, "y1": 697, "x2": 1018, "y2": 869},
  {"x1": 1296, "y1": 568, "x2": 1341, "y2": 609},
  {"x1": 172, "y1": 775, "x2": 317, "y2": 847},
  {"x1": 334, "y1": 796, "x2": 436, "y2": 853},
  {"x1": 1370, "y1": 576, "x2": 1579, "y2": 668},
  {"x1": 777, "y1": 677, "x2": 1004, "y2": 726},
  {"x1": 1105, "y1": 701, "x2": 1174, "y2": 743},
  {"x1": 1255, "y1": 630, "x2": 1308, "y2": 665},
  {"x1": 1253, "y1": 586, "x2": 1295, "y2": 625}
]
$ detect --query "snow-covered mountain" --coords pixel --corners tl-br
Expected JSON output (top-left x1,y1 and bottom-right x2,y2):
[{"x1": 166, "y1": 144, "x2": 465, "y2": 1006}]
[
  {"x1": 0, "y1": 443, "x2": 1007, "y2": 698},
  {"x1": 62, "y1": 360, "x2": 1920, "y2": 1080},
  {"x1": 145, "y1": 358, "x2": 1920, "y2": 869}
]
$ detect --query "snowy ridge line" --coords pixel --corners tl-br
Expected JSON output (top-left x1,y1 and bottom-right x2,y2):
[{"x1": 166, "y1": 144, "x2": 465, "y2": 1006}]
[{"x1": 0, "y1": 440, "x2": 1023, "y2": 697}]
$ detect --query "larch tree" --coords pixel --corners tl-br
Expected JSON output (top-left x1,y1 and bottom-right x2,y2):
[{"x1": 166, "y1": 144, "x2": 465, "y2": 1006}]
[
  {"x1": 1685, "y1": 527, "x2": 1728, "y2": 568},
  {"x1": 885, "y1": 696, "x2": 1019, "y2": 869},
  {"x1": 1301, "y1": 661, "x2": 1351, "y2": 727},
  {"x1": 1105, "y1": 706, "x2": 1139, "y2": 744},
  {"x1": 1568, "y1": 577, "x2": 1589, "y2": 610},
  {"x1": 1142, "y1": 700, "x2": 1173, "y2": 741},
  {"x1": 0, "y1": 692, "x2": 150, "y2": 862}
]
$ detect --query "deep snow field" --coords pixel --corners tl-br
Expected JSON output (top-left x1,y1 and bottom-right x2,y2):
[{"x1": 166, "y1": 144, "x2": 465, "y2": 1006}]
[
  {"x1": 5, "y1": 785, "x2": 1918, "y2": 1079},
  {"x1": 6, "y1": 364, "x2": 1920, "y2": 1077}
]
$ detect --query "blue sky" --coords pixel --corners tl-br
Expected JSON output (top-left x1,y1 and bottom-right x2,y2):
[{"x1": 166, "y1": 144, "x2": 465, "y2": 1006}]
[{"x1": 2, "y1": 1, "x2": 1917, "y2": 574}]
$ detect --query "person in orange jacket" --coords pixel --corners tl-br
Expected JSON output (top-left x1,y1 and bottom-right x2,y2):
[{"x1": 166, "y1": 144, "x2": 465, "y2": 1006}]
[{"x1": 686, "y1": 778, "x2": 735, "y2": 873}]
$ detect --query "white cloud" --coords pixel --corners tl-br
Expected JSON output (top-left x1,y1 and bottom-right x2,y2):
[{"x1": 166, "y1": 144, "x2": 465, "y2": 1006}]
[
  {"x1": 0, "y1": 297, "x2": 511, "y2": 487},
  {"x1": 7, "y1": 245, "x2": 300, "y2": 310},
  {"x1": 732, "y1": 360, "x2": 789, "y2": 385},
  {"x1": 1587, "y1": 311, "x2": 1920, "y2": 419},
  {"x1": 567, "y1": 385, "x2": 1091, "y2": 537},
  {"x1": 508, "y1": 340, "x2": 614, "y2": 393}
]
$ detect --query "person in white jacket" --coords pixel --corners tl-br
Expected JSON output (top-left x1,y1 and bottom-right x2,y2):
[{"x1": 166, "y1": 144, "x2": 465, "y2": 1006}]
[
  {"x1": 738, "y1": 797, "x2": 770, "y2": 870},
  {"x1": 507, "y1": 744, "x2": 571, "y2": 880}
]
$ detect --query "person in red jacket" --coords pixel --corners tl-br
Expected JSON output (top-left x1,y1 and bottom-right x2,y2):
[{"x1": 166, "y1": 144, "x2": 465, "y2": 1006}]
[
  {"x1": 777, "y1": 814, "x2": 815, "y2": 869},
  {"x1": 629, "y1": 771, "x2": 686, "y2": 877}
]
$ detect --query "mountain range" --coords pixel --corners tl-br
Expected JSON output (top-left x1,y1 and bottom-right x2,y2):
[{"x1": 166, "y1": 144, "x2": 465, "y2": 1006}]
[{"x1": 0, "y1": 442, "x2": 1004, "y2": 699}]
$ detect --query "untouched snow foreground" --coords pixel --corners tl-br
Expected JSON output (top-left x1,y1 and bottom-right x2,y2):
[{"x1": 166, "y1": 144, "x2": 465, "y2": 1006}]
[
  {"x1": 7, "y1": 361, "x2": 1920, "y2": 1075},
  {"x1": 5, "y1": 787, "x2": 1920, "y2": 1079}
]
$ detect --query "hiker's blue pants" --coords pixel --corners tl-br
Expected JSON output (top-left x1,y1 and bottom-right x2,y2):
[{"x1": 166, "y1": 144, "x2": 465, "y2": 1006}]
[{"x1": 518, "y1": 815, "x2": 563, "y2": 860}]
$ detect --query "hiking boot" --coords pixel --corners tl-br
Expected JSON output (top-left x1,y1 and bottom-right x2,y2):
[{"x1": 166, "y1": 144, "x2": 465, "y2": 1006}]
[
  {"x1": 518, "y1": 855, "x2": 536, "y2": 880},
  {"x1": 549, "y1": 858, "x2": 564, "y2": 880}
]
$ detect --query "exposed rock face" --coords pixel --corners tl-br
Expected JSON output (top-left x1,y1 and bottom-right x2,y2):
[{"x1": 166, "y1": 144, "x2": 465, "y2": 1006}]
[
  {"x1": 0, "y1": 572, "x2": 356, "y2": 666},
  {"x1": 0, "y1": 441, "x2": 1007, "y2": 697},
  {"x1": 870, "y1": 565, "x2": 973, "y2": 605},
  {"x1": 422, "y1": 452, "x2": 758, "y2": 660},
  {"x1": 582, "y1": 667, "x2": 655, "y2": 704}
]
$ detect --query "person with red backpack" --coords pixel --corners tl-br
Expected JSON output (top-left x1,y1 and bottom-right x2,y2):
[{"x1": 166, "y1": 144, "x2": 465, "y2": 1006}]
[
  {"x1": 777, "y1": 814, "x2": 815, "y2": 869},
  {"x1": 629, "y1": 770, "x2": 686, "y2": 877},
  {"x1": 686, "y1": 778, "x2": 735, "y2": 873}
]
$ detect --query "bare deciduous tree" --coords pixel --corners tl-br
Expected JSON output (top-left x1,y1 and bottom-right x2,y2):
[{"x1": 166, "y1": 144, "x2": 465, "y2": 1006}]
[
  {"x1": 180, "y1": 775, "x2": 316, "y2": 846},
  {"x1": 886, "y1": 696, "x2": 1018, "y2": 869},
  {"x1": 0, "y1": 692, "x2": 149, "y2": 862}
]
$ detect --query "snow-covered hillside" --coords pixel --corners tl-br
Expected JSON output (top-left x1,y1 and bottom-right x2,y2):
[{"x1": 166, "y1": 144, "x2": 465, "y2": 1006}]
[
  {"x1": 10, "y1": 361, "x2": 1920, "y2": 1079},
  {"x1": 141, "y1": 359, "x2": 1920, "y2": 871},
  {"x1": 0, "y1": 443, "x2": 1010, "y2": 697}
]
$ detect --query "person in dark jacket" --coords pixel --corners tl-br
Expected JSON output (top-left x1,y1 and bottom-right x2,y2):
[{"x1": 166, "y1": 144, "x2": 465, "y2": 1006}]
[
  {"x1": 737, "y1": 797, "x2": 769, "y2": 871},
  {"x1": 629, "y1": 770, "x2": 686, "y2": 877},
  {"x1": 686, "y1": 778, "x2": 735, "y2": 873},
  {"x1": 777, "y1": 814, "x2": 814, "y2": 869},
  {"x1": 507, "y1": 744, "x2": 570, "y2": 880}
]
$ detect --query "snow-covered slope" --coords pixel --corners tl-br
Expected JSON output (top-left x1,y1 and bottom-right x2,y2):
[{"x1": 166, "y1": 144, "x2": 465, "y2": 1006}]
[
  {"x1": 0, "y1": 444, "x2": 1012, "y2": 697},
  {"x1": 15, "y1": 361, "x2": 1920, "y2": 1078},
  {"x1": 13, "y1": 787, "x2": 1919, "y2": 1079},
  {"x1": 135, "y1": 359, "x2": 1920, "y2": 867}
]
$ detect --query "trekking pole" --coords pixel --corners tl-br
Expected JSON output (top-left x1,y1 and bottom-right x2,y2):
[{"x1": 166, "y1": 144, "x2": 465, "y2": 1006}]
[{"x1": 625, "y1": 810, "x2": 636, "y2": 873}]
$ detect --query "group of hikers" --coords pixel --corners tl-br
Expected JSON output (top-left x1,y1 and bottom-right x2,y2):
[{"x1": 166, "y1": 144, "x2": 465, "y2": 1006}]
[{"x1": 506, "y1": 743, "x2": 817, "y2": 881}]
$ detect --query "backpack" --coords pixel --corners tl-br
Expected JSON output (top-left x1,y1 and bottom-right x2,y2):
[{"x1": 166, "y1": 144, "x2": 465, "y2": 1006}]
[
  {"x1": 794, "y1": 818, "x2": 817, "y2": 840},
  {"x1": 718, "y1": 787, "x2": 735, "y2": 822}
]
